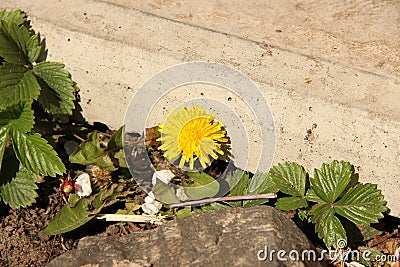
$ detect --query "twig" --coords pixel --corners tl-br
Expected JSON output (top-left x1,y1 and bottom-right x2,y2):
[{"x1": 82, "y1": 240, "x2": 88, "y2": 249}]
[
  {"x1": 169, "y1": 193, "x2": 277, "y2": 208},
  {"x1": 73, "y1": 133, "x2": 86, "y2": 142},
  {"x1": 96, "y1": 214, "x2": 165, "y2": 225}
]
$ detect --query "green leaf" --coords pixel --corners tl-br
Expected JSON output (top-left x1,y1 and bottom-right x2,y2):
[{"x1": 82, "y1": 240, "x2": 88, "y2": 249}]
[
  {"x1": 108, "y1": 126, "x2": 124, "y2": 150},
  {"x1": 0, "y1": 166, "x2": 39, "y2": 208},
  {"x1": 228, "y1": 170, "x2": 250, "y2": 197},
  {"x1": 153, "y1": 180, "x2": 179, "y2": 204},
  {"x1": 199, "y1": 202, "x2": 230, "y2": 212},
  {"x1": 184, "y1": 172, "x2": 220, "y2": 200},
  {"x1": 357, "y1": 246, "x2": 386, "y2": 267},
  {"x1": 11, "y1": 129, "x2": 66, "y2": 176},
  {"x1": 0, "y1": 126, "x2": 9, "y2": 168},
  {"x1": 113, "y1": 150, "x2": 127, "y2": 168},
  {"x1": 176, "y1": 206, "x2": 192, "y2": 219},
  {"x1": 69, "y1": 132, "x2": 116, "y2": 171},
  {"x1": 359, "y1": 225, "x2": 382, "y2": 242},
  {"x1": 269, "y1": 162, "x2": 306, "y2": 197},
  {"x1": 305, "y1": 188, "x2": 325, "y2": 203},
  {"x1": 248, "y1": 172, "x2": 278, "y2": 194},
  {"x1": 34, "y1": 62, "x2": 75, "y2": 115},
  {"x1": 335, "y1": 183, "x2": 387, "y2": 225},
  {"x1": 275, "y1": 196, "x2": 308, "y2": 211},
  {"x1": 243, "y1": 172, "x2": 278, "y2": 207},
  {"x1": 0, "y1": 63, "x2": 41, "y2": 108},
  {"x1": 0, "y1": 21, "x2": 30, "y2": 64},
  {"x1": 44, "y1": 197, "x2": 95, "y2": 235},
  {"x1": 311, "y1": 204, "x2": 347, "y2": 248},
  {"x1": 0, "y1": 9, "x2": 26, "y2": 25},
  {"x1": 0, "y1": 101, "x2": 34, "y2": 132},
  {"x1": 26, "y1": 34, "x2": 41, "y2": 63},
  {"x1": 310, "y1": 160, "x2": 353, "y2": 203}
]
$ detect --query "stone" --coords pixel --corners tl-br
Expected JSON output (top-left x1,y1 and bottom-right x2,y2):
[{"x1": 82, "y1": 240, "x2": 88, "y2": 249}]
[{"x1": 47, "y1": 206, "x2": 322, "y2": 266}]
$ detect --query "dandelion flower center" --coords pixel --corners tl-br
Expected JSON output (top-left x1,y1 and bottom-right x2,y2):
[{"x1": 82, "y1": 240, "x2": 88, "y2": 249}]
[{"x1": 157, "y1": 105, "x2": 229, "y2": 169}]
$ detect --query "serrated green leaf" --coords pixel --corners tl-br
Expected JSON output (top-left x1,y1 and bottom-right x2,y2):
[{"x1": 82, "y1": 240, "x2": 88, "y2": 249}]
[
  {"x1": 305, "y1": 188, "x2": 325, "y2": 203},
  {"x1": 269, "y1": 162, "x2": 306, "y2": 197},
  {"x1": 0, "y1": 166, "x2": 39, "y2": 208},
  {"x1": 184, "y1": 171, "x2": 220, "y2": 200},
  {"x1": 69, "y1": 132, "x2": 116, "y2": 171},
  {"x1": 242, "y1": 172, "x2": 278, "y2": 207},
  {"x1": 34, "y1": 62, "x2": 75, "y2": 115},
  {"x1": 335, "y1": 183, "x2": 387, "y2": 225},
  {"x1": 44, "y1": 197, "x2": 95, "y2": 235},
  {"x1": 248, "y1": 172, "x2": 278, "y2": 194},
  {"x1": 26, "y1": 34, "x2": 41, "y2": 63},
  {"x1": 311, "y1": 204, "x2": 347, "y2": 248},
  {"x1": 228, "y1": 170, "x2": 250, "y2": 197},
  {"x1": 0, "y1": 21, "x2": 30, "y2": 64},
  {"x1": 224, "y1": 170, "x2": 249, "y2": 204},
  {"x1": 0, "y1": 9, "x2": 26, "y2": 25},
  {"x1": 0, "y1": 64, "x2": 41, "y2": 108},
  {"x1": 275, "y1": 196, "x2": 308, "y2": 211},
  {"x1": 11, "y1": 129, "x2": 65, "y2": 176},
  {"x1": 311, "y1": 160, "x2": 353, "y2": 203},
  {"x1": 0, "y1": 101, "x2": 34, "y2": 132},
  {"x1": 0, "y1": 126, "x2": 9, "y2": 168}
]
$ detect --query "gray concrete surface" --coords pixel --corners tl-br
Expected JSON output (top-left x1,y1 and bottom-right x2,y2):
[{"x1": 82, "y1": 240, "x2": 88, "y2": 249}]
[{"x1": 1, "y1": 0, "x2": 399, "y2": 216}]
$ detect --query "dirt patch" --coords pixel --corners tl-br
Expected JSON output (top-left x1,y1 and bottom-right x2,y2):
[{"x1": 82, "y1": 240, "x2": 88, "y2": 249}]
[{"x1": 0, "y1": 178, "x2": 148, "y2": 267}]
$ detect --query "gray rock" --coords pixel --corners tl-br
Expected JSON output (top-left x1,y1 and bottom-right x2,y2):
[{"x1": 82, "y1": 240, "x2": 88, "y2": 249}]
[{"x1": 47, "y1": 206, "x2": 323, "y2": 267}]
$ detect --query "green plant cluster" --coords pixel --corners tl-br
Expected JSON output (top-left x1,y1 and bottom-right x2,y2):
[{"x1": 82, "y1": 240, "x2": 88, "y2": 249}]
[
  {"x1": 0, "y1": 9, "x2": 76, "y2": 208},
  {"x1": 198, "y1": 160, "x2": 387, "y2": 250},
  {"x1": 44, "y1": 126, "x2": 137, "y2": 235}
]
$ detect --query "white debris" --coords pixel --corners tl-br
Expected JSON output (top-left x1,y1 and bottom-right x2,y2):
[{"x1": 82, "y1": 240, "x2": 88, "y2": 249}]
[
  {"x1": 75, "y1": 172, "x2": 92, "y2": 197},
  {"x1": 151, "y1": 169, "x2": 175, "y2": 185},
  {"x1": 141, "y1": 192, "x2": 162, "y2": 215}
]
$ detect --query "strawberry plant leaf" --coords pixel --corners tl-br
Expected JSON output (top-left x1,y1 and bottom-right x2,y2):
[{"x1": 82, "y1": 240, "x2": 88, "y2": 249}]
[
  {"x1": 69, "y1": 132, "x2": 116, "y2": 171},
  {"x1": 305, "y1": 188, "x2": 324, "y2": 203},
  {"x1": 310, "y1": 160, "x2": 353, "y2": 203},
  {"x1": 0, "y1": 63, "x2": 40, "y2": 108},
  {"x1": 0, "y1": 166, "x2": 39, "y2": 209},
  {"x1": 311, "y1": 204, "x2": 347, "y2": 248},
  {"x1": 34, "y1": 62, "x2": 75, "y2": 115},
  {"x1": 0, "y1": 101, "x2": 34, "y2": 132},
  {"x1": 0, "y1": 9, "x2": 26, "y2": 26},
  {"x1": 269, "y1": 162, "x2": 306, "y2": 197},
  {"x1": 26, "y1": 34, "x2": 41, "y2": 63},
  {"x1": 11, "y1": 129, "x2": 66, "y2": 176},
  {"x1": 335, "y1": 183, "x2": 387, "y2": 225},
  {"x1": 0, "y1": 126, "x2": 9, "y2": 168},
  {"x1": 0, "y1": 21, "x2": 30, "y2": 64},
  {"x1": 243, "y1": 172, "x2": 278, "y2": 207},
  {"x1": 228, "y1": 170, "x2": 250, "y2": 196},
  {"x1": 275, "y1": 196, "x2": 308, "y2": 211}
]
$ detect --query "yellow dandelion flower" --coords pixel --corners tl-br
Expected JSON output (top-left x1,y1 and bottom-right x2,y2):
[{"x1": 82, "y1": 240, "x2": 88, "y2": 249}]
[{"x1": 157, "y1": 105, "x2": 229, "y2": 169}]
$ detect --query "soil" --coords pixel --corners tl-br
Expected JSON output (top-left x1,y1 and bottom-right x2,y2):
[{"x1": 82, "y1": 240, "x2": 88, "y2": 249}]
[{"x1": 0, "y1": 178, "x2": 149, "y2": 267}]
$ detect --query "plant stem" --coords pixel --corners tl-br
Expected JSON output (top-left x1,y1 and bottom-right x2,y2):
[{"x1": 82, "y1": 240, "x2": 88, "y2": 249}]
[{"x1": 169, "y1": 193, "x2": 277, "y2": 208}]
